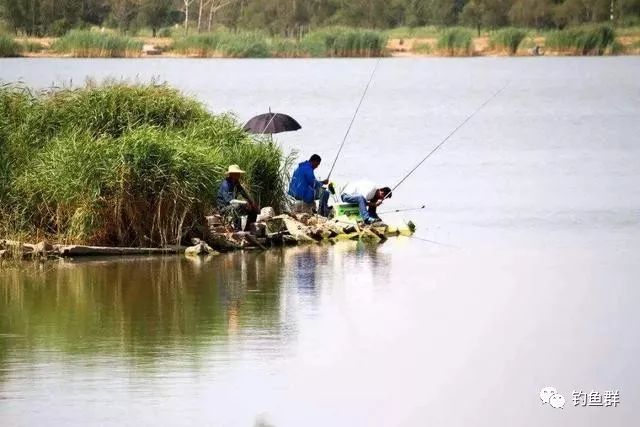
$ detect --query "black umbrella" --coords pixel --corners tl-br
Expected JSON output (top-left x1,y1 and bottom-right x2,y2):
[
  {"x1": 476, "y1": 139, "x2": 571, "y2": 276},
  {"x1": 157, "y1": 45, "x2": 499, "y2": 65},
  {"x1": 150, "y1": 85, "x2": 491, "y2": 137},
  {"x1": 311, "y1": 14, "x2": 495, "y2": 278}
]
[{"x1": 243, "y1": 112, "x2": 301, "y2": 135}]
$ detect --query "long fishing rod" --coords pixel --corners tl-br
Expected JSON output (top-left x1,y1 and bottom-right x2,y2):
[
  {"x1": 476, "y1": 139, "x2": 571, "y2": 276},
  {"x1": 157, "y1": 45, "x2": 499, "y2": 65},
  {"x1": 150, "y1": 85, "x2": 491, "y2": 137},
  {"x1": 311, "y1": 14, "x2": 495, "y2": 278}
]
[
  {"x1": 326, "y1": 57, "x2": 382, "y2": 180},
  {"x1": 390, "y1": 82, "x2": 510, "y2": 194},
  {"x1": 378, "y1": 205, "x2": 426, "y2": 214}
]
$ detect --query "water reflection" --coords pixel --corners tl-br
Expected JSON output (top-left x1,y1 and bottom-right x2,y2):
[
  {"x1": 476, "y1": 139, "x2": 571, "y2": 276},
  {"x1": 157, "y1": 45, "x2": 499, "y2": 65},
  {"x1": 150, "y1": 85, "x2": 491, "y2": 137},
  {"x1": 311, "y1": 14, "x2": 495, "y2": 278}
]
[
  {"x1": 0, "y1": 254, "x2": 284, "y2": 362},
  {"x1": 0, "y1": 242, "x2": 389, "y2": 367}
]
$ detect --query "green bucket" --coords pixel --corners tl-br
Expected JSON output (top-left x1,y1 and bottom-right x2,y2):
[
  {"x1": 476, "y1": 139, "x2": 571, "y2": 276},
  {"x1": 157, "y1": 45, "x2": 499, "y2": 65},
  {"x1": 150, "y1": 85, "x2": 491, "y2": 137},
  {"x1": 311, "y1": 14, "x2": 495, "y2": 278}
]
[{"x1": 333, "y1": 203, "x2": 361, "y2": 218}]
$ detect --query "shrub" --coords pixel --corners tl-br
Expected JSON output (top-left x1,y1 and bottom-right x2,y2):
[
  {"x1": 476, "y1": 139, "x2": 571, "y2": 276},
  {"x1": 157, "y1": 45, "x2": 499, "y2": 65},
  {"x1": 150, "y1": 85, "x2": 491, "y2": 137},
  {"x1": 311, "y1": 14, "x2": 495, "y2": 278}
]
[{"x1": 0, "y1": 83, "x2": 290, "y2": 246}]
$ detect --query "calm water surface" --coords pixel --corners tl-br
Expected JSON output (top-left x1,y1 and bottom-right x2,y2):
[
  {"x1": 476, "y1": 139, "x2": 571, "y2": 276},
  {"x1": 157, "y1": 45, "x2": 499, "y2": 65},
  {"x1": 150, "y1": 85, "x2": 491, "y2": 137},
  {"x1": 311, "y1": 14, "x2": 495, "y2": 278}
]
[{"x1": 1, "y1": 57, "x2": 639, "y2": 426}]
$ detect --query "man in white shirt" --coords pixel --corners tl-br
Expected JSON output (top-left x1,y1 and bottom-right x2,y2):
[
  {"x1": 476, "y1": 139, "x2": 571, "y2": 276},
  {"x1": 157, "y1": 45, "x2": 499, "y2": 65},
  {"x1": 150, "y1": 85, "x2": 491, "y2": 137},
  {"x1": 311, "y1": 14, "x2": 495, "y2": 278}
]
[{"x1": 340, "y1": 180, "x2": 392, "y2": 224}]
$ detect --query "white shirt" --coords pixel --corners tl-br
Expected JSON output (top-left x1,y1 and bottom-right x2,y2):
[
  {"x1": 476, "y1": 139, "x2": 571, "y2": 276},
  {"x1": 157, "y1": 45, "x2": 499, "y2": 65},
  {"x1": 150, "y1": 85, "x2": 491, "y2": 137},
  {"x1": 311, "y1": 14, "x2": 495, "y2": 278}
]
[{"x1": 342, "y1": 180, "x2": 377, "y2": 201}]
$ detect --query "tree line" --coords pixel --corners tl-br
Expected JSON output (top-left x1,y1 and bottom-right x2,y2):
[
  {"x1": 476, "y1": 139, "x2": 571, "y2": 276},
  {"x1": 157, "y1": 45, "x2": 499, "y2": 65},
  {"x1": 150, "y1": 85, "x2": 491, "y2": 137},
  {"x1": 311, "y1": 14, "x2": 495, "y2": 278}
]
[{"x1": 1, "y1": 0, "x2": 639, "y2": 37}]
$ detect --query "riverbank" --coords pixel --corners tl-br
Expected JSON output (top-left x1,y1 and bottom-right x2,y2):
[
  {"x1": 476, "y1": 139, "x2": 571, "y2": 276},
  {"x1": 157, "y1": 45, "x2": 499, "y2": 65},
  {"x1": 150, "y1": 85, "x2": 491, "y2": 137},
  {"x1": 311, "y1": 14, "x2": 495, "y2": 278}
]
[
  {"x1": 3, "y1": 25, "x2": 640, "y2": 58},
  {"x1": 0, "y1": 212, "x2": 416, "y2": 261}
]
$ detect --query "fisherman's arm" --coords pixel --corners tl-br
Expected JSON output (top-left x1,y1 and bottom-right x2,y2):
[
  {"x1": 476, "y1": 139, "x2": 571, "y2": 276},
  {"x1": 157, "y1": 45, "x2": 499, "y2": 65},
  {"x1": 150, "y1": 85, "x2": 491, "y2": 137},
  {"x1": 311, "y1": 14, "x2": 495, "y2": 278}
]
[
  {"x1": 238, "y1": 183, "x2": 257, "y2": 208},
  {"x1": 305, "y1": 167, "x2": 327, "y2": 189}
]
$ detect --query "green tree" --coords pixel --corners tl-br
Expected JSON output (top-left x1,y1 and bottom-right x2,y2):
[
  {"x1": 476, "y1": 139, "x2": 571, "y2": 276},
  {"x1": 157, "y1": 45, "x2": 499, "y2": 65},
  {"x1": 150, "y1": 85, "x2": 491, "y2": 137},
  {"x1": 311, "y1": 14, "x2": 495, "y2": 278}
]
[
  {"x1": 108, "y1": 0, "x2": 140, "y2": 33},
  {"x1": 461, "y1": 0, "x2": 485, "y2": 34},
  {"x1": 509, "y1": 0, "x2": 553, "y2": 28},
  {"x1": 141, "y1": 0, "x2": 172, "y2": 36}
]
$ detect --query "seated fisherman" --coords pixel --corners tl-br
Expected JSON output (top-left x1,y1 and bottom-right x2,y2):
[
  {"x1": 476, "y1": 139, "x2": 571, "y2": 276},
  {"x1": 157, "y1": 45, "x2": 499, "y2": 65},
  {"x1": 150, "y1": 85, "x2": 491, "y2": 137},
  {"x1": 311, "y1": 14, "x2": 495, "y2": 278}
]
[
  {"x1": 340, "y1": 180, "x2": 392, "y2": 224},
  {"x1": 217, "y1": 164, "x2": 259, "y2": 231},
  {"x1": 288, "y1": 154, "x2": 331, "y2": 216}
]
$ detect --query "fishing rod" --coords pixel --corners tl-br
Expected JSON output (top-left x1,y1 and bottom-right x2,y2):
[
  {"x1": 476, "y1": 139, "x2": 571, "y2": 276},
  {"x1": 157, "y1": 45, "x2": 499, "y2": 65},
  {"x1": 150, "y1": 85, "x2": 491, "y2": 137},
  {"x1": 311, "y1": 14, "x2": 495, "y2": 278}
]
[
  {"x1": 326, "y1": 57, "x2": 382, "y2": 180},
  {"x1": 379, "y1": 205, "x2": 426, "y2": 215},
  {"x1": 389, "y1": 82, "x2": 510, "y2": 195}
]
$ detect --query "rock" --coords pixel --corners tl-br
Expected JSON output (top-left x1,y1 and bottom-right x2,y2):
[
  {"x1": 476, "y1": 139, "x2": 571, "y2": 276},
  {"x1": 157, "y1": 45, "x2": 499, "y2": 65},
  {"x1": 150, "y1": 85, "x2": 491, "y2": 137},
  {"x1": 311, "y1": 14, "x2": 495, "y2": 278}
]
[
  {"x1": 343, "y1": 225, "x2": 357, "y2": 234},
  {"x1": 282, "y1": 235, "x2": 299, "y2": 245},
  {"x1": 386, "y1": 225, "x2": 399, "y2": 235},
  {"x1": 208, "y1": 233, "x2": 241, "y2": 251},
  {"x1": 290, "y1": 200, "x2": 314, "y2": 214},
  {"x1": 249, "y1": 222, "x2": 266, "y2": 238},
  {"x1": 266, "y1": 216, "x2": 287, "y2": 234},
  {"x1": 143, "y1": 44, "x2": 162, "y2": 55},
  {"x1": 309, "y1": 226, "x2": 331, "y2": 241},
  {"x1": 316, "y1": 216, "x2": 328, "y2": 225},
  {"x1": 206, "y1": 215, "x2": 224, "y2": 227},
  {"x1": 32, "y1": 241, "x2": 53, "y2": 255},
  {"x1": 293, "y1": 213, "x2": 311, "y2": 225},
  {"x1": 359, "y1": 228, "x2": 382, "y2": 243},
  {"x1": 185, "y1": 241, "x2": 218, "y2": 256},
  {"x1": 0, "y1": 249, "x2": 7, "y2": 259},
  {"x1": 368, "y1": 226, "x2": 388, "y2": 242},
  {"x1": 256, "y1": 207, "x2": 275, "y2": 222}
]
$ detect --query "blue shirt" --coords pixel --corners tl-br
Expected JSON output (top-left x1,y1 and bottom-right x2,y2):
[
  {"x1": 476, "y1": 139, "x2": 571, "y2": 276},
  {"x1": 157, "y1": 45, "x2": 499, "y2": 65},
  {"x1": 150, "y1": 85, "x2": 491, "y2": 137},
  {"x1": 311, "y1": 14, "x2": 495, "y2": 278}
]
[
  {"x1": 217, "y1": 178, "x2": 250, "y2": 208},
  {"x1": 288, "y1": 161, "x2": 322, "y2": 203}
]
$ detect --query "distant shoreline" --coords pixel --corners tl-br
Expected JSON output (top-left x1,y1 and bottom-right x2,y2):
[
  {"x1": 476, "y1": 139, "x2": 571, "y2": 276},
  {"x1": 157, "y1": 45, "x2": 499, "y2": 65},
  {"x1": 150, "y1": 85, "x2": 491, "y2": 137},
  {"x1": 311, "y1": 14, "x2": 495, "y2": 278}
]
[{"x1": 6, "y1": 35, "x2": 640, "y2": 59}]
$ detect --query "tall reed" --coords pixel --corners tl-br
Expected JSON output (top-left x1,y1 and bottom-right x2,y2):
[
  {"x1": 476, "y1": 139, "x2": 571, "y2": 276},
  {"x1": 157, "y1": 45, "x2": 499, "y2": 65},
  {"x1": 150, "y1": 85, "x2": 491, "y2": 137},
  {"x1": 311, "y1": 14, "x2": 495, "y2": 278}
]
[
  {"x1": 436, "y1": 27, "x2": 474, "y2": 56},
  {"x1": 545, "y1": 25, "x2": 616, "y2": 55},
  {"x1": 52, "y1": 30, "x2": 143, "y2": 57},
  {"x1": 0, "y1": 83, "x2": 290, "y2": 247},
  {"x1": 0, "y1": 34, "x2": 22, "y2": 57},
  {"x1": 172, "y1": 31, "x2": 269, "y2": 58},
  {"x1": 301, "y1": 27, "x2": 387, "y2": 57},
  {"x1": 490, "y1": 28, "x2": 527, "y2": 55}
]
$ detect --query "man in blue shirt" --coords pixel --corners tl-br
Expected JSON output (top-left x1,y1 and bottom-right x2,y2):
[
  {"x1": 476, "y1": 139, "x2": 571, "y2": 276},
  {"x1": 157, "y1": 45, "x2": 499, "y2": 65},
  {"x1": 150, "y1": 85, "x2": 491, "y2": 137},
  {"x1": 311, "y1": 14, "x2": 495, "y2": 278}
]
[
  {"x1": 288, "y1": 154, "x2": 330, "y2": 216},
  {"x1": 217, "y1": 164, "x2": 259, "y2": 231}
]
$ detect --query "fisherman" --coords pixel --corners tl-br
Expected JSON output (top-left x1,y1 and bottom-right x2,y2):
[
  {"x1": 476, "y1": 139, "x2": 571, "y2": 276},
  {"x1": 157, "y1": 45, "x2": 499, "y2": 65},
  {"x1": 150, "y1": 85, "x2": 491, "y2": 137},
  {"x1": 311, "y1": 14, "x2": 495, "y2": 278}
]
[
  {"x1": 288, "y1": 154, "x2": 331, "y2": 216},
  {"x1": 340, "y1": 180, "x2": 392, "y2": 224},
  {"x1": 217, "y1": 164, "x2": 259, "y2": 231}
]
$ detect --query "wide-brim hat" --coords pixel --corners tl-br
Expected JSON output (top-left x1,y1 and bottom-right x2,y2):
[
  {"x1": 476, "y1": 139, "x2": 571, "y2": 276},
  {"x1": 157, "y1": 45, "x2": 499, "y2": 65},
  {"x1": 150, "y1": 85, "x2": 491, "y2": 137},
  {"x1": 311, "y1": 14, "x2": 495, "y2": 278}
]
[{"x1": 226, "y1": 164, "x2": 245, "y2": 175}]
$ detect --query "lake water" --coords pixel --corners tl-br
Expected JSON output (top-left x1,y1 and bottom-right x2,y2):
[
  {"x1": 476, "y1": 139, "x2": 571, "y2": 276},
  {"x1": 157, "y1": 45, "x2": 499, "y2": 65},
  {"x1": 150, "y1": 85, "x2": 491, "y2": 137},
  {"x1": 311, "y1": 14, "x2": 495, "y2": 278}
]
[{"x1": 1, "y1": 57, "x2": 639, "y2": 426}]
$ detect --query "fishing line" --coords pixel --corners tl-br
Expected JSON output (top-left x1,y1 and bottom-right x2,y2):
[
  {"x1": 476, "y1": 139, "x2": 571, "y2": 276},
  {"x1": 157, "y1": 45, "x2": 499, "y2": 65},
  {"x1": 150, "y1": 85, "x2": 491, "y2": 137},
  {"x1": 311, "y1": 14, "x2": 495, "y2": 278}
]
[
  {"x1": 327, "y1": 57, "x2": 382, "y2": 180},
  {"x1": 390, "y1": 82, "x2": 510, "y2": 194},
  {"x1": 378, "y1": 205, "x2": 426, "y2": 214},
  {"x1": 409, "y1": 235, "x2": 459, "y2": 249}
]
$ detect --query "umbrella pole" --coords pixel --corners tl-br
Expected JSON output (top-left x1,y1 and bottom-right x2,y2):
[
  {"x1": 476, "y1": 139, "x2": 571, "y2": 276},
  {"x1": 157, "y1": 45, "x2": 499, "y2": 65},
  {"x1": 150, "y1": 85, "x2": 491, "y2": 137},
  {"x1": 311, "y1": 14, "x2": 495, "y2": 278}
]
[{"x1": 259, "y1": 112, "x2": 279, "y2": 137}]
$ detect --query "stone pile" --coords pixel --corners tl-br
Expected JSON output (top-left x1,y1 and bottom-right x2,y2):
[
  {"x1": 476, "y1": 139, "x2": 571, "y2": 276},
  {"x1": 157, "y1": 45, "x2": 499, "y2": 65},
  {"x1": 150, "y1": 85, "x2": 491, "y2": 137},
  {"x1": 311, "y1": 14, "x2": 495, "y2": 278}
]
[
  {"x1": 202, "y1": 208, "x2": 415, "y2": 252},
  {"x1": 0, "y1": 209, "x2": 415, "y2": 259}
]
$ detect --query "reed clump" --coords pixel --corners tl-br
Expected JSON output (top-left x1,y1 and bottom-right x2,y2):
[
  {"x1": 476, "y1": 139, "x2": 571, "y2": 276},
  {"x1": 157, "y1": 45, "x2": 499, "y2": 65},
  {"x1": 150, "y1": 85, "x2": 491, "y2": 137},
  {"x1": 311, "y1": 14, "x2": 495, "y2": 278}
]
[
  {"x1": 20, "y1": 40, "x2": 45, "y2": 53},
  {"x1": 172, "y1": 31, "x2": 269, "y2": 58},
  {"x1": 436, "y1": 27, "x2": 474, "y2": 56},
  {"x1": 52, "y1": 30, "x2": 143, "y2": 57},
  {"x1": 0, "y1": 34, "x2": 22, "y2": 57},
  {"x1": 545, "y1": 25, "x2": 616, "y2": 55},
  {"x1": 0, "y1": 83, "x2": 289, "y2": 247},
  {"x1": 301, "y1": 27, "x2": 387, "y2": 57},
  {"x1": 490, "y1": 28, "x2": 527, "y2": 55}
]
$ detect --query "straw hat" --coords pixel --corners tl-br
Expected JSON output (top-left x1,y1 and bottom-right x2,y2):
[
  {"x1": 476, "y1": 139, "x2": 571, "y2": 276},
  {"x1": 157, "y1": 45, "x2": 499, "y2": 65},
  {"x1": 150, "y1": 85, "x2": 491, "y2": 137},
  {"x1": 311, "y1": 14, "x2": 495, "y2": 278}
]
[{"x1": 226, "y1": 164, "x2": 245, "y2": 175}]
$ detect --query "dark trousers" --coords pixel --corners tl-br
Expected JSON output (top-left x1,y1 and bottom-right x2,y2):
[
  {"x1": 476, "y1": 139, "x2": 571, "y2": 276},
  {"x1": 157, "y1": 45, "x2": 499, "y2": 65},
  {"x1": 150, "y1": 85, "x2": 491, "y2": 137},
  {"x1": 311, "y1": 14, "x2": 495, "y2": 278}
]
[{"x1": 221, "y1": 205, "x2": 259, "y2": 231}]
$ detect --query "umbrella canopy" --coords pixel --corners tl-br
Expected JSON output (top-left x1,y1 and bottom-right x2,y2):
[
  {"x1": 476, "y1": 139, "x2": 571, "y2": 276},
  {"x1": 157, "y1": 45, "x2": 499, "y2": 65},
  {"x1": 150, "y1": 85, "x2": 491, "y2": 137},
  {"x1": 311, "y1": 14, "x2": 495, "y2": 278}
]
[{"x1": 243, "y1": 112, "x2": 301, "y2": 134}]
